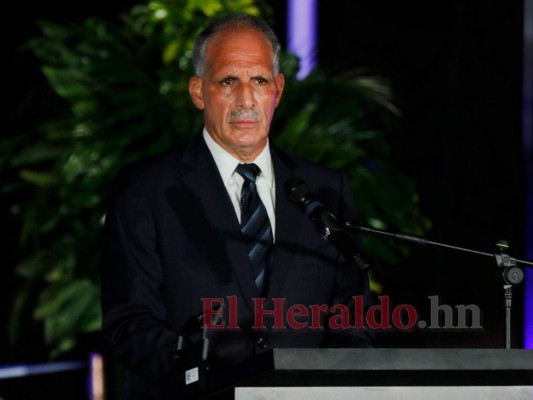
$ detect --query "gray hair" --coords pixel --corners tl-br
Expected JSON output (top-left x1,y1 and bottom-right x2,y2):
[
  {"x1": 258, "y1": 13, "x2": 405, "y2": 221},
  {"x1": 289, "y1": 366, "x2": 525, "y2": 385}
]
[{"x1": 193, "y1": 13, "x2": 281, "y2": 77}]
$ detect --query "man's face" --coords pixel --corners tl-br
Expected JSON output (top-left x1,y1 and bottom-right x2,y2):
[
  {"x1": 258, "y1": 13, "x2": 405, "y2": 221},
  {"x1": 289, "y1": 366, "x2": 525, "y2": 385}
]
[{"x1": 189, "y1": 28, "x2": 284, "y2": 161}]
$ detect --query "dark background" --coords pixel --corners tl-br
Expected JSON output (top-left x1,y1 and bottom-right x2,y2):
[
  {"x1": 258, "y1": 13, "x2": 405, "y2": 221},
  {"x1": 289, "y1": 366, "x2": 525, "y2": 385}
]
[
  {"x1": 273, "y1": 0, "x2": 527, "y2": 349},
  {"x1": 2, "y1": 0, "x2": 527, "y2": 367}
]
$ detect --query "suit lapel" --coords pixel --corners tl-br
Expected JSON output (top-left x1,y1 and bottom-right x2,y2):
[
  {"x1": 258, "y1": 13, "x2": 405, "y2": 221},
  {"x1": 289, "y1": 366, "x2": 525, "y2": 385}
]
[
  {"x1": 267, "y1": 147, "x2": 305, "y2": 299},
  {"x1": 177, "y1": 134, "x2": 259, "y2": 310}
]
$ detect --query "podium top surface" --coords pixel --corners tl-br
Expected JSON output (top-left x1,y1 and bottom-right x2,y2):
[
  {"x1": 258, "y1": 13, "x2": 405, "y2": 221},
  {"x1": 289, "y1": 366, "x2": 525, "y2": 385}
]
[{"x1": 271, "y1": 348, "x2": 533, "y2": 371}]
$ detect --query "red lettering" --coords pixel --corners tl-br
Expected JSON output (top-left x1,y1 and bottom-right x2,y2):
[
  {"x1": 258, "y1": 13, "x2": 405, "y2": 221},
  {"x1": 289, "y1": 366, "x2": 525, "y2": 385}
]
[
  {"x1": 329, "y1": 304, "x2": 351, "y2": 329},
  {"x1": 202, "y1": 298, "x2": 225, "y2": 328},
  {"x1": 309, "y1": 304, "x2": 328, "y2": 329},
  {"x1": 253, "y1": 298, "x2": 285, "y2": 329},
  {"x1": 392, "y1": 304, "x2": 418, "y2": 330},
  {"x1": 287, "y1": 304, "x2": 309, "y2": 329},
  {"x1": 352, "y1": 295, "x2": 365, "y2": 329},
  {"x1": 367, "y1": 296, "x2": 392, "y2": 330},
  {"x1": 226, "y1": 295, "x2": 239, "y2": 329}
]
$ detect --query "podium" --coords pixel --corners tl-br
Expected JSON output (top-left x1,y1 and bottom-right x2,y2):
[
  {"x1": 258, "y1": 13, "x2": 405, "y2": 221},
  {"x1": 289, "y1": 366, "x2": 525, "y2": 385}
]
[{"x1": 207, "y1": 348, "x2": 533, "y2": 400}]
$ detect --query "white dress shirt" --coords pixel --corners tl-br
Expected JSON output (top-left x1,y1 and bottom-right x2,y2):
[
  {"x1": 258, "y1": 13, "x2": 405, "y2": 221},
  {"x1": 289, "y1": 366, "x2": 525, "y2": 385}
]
[{"x1": 202, "y1": 129, "x2": 276, "y2": 238}]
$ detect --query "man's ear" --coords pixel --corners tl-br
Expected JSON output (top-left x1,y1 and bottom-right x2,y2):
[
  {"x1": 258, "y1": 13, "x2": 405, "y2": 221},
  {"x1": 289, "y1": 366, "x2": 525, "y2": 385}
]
[
  {"x1": 189, "y1": 77, "x2": 205, "y2": 110},
  {"x1": 274, "y1": 73, "x2": 285, "y2": 107}
]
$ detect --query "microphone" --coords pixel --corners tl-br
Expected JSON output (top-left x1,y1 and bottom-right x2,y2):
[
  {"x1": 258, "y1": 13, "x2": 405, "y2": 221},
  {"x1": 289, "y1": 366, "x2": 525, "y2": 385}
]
[{"x1": 284, "y1": 178, "x2": 370, "y2": 270}]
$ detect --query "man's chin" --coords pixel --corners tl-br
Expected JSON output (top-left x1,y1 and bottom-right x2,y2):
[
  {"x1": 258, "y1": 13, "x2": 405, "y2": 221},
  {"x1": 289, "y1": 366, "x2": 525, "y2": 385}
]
[{"x1": 229, "y1": 137, "x2": 268, "y2": 161}]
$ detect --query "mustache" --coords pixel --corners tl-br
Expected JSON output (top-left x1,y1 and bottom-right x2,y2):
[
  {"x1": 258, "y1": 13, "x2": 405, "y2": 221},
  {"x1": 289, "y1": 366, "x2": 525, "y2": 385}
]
[{"x1": 229, "y1": 109, "x2": 260, "y2": 122}]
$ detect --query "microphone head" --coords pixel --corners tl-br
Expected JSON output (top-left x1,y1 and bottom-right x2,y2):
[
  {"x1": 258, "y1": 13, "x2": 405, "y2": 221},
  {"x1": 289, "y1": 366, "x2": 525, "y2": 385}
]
[
  {"x1": 285, "y1": 178, "x2": 323, "y2": 220},
  {"x1": 284, "y1": 178, "x2": 311, "y2": 205},
  {"x1": 321, "y1": 211, "x2": 344, "y2": 231}
]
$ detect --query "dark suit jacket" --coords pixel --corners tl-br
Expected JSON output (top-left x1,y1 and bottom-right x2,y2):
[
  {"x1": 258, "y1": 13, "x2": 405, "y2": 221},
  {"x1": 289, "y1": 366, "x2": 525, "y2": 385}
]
[{"x1": 102, "y1": 133, "x2": 373, "y2": 398}]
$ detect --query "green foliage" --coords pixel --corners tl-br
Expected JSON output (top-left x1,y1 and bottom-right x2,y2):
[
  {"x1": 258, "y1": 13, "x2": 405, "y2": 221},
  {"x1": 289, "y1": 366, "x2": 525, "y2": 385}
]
[
  {"x1": 272, "y1": 58, "x2": 429, "y2": 275},
  {"x1": 3, "y1": 0, "x2": 428, "y2": 356}
]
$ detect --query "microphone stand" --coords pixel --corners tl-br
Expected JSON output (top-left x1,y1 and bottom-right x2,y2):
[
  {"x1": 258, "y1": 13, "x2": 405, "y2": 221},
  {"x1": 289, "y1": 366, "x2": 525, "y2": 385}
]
[{"x1": 344, "y1": 222, "x2": 533, "y2": 349}]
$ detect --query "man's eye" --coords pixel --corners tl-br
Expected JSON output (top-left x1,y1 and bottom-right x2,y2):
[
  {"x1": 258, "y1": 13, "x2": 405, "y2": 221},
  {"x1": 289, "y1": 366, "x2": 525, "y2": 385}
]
[
  {"x1": 221, "y1": 78, "x2": 234, "y2": 86},
  {"x1": 255, "y1": 77, "x2": 267, "y2": 84}
]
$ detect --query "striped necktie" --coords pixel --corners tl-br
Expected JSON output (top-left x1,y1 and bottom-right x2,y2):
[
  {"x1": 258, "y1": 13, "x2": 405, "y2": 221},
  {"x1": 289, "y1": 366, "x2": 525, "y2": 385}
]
[{"x1": 235, "y1": 163, "x2": 273, "y2": 294}]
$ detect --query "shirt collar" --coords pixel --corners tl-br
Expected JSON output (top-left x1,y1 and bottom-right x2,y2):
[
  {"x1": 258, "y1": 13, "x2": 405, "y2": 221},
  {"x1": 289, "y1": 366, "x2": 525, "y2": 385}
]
[{"x1": 202, "y1": 128, "x2": 274, "y2": 188}]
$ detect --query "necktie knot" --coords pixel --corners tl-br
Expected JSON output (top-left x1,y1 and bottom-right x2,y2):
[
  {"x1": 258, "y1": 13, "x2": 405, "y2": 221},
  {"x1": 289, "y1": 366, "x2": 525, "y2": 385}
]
[{"x1": 236, "y1": 163, "x2": 261, "y2": 183}]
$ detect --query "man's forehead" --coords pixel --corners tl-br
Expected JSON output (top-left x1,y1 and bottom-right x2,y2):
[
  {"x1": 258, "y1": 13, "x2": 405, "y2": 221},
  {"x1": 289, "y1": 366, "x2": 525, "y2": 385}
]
[
  {"x1": 210, "y1": 66, "x2": 273, "y2": 78},
  {"x1": 207, "y1": 27, "x2": 273, "y2": 56},
  {"x1": 207, "y1": 62, "x2": 275, "y2": 78},
  {"x1": 204, "y1": 29, "x2": 275, "y2": 75},
  {"x1": 211, "y1": 26, "x2": 269, "y2": 43}
]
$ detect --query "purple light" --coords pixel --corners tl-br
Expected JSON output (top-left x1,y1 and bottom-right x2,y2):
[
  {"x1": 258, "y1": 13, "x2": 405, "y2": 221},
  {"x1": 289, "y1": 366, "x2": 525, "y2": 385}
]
[
  {"x1": 88, "y1": 352, "x2": 105, "y2": 400},
  {"x1": 523, "y1": 0, "x2": 533, "y2": 349},
  {"x1": 287, "y1": 0, "x2": 318, "y2": 80},
  {"x1": 526, "y1": 273, "x2": 533, "y2": 349}
]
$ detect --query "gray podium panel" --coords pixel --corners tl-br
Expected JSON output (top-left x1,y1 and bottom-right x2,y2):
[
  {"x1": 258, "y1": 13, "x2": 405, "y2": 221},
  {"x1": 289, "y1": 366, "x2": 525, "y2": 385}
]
[
  {"x1": 271, "y1": 348, "x2": 533, "y2": 370},
  {"x1": 204, "y1": 349, "x2": 533, "y2": 399},
  {"x1": 235, "y1": 386, "x2": 533, "y2": 400},
  {"x1": 233, "y1": 348, "x2": 533, "y2": 388}
]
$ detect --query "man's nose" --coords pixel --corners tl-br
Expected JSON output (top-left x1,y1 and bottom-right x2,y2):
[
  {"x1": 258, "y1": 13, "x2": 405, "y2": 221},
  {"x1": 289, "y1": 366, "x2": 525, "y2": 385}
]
[{"x1": 235, "y1": 83, "x2": 255, "y2": 108}]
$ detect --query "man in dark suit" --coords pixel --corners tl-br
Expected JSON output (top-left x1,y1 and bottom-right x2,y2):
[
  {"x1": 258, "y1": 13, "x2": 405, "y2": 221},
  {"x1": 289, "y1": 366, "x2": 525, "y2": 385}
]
[{"x1": 102, "y1": 13, "x2": 373, "y2": 398}]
